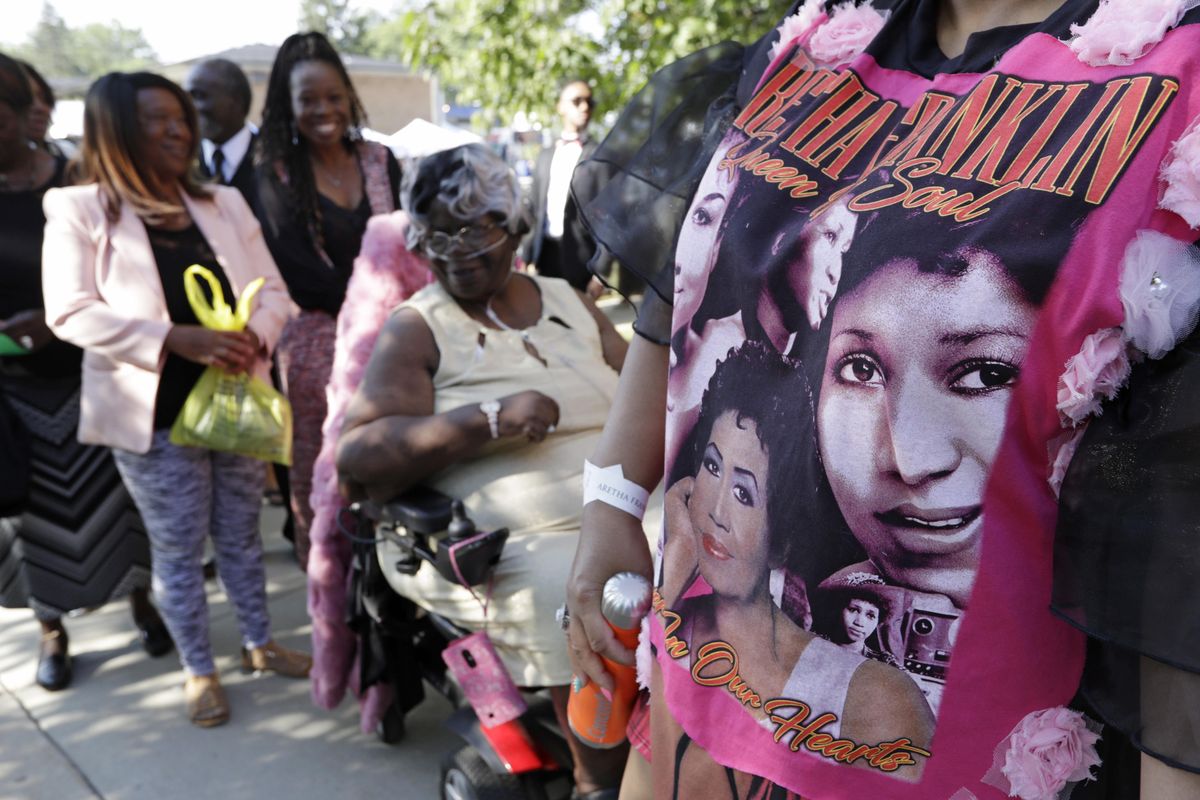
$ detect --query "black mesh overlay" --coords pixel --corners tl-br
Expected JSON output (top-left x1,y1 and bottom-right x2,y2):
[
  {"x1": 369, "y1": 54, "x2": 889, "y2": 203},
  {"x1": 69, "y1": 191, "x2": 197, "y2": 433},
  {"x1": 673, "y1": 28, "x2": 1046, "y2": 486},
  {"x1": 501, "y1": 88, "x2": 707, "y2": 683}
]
[
  {"x1": 569, "y1": 23, "x2": 780, "y2": 342},
  {"x1": 1054, "y1": 327, "x2": 1200, "y2": 773}
]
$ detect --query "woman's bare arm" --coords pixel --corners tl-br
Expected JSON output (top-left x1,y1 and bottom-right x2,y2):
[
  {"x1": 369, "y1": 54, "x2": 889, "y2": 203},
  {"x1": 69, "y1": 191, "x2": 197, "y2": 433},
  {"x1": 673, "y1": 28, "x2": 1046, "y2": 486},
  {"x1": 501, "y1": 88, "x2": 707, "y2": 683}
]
[
  {"x1": 576, "y1": 288, "x2": 629, "y2": 373},
  {"x1": 565, "y1": 334, "x2": 667, "y2": 691},
  {"x1": 337, "y1": 308, "x2": 560, "y2": 501},
  {"x1": 1142, "y1": 754, "x2": 1200, "y2": 799},
  {"x1": 336, "y1": 309, "x2": 488, "y2": 500}
]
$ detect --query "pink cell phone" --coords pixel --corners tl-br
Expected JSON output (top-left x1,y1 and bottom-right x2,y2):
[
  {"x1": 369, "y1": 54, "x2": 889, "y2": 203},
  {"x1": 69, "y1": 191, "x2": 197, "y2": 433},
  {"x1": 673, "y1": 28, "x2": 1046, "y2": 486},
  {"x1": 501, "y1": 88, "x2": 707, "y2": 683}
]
[{"x1": 442, "y1": 631, "x2": 527, "y2": 728}]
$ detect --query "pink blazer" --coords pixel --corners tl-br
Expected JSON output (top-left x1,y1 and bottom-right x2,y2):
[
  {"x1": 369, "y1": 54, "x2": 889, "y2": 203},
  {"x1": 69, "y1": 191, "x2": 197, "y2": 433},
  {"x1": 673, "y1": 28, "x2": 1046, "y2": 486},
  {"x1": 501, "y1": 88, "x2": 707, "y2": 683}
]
[{"x1": 42, "y1": 184, "x2": 293, "y2": 454}]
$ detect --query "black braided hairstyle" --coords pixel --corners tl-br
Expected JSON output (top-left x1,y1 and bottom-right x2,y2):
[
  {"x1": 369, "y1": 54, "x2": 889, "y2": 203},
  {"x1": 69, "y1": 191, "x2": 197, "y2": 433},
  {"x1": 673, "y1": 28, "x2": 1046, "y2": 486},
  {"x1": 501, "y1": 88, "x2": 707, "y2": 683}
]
[{"x1": 258, "y1": 32, "x2": 368, "y2": 258}]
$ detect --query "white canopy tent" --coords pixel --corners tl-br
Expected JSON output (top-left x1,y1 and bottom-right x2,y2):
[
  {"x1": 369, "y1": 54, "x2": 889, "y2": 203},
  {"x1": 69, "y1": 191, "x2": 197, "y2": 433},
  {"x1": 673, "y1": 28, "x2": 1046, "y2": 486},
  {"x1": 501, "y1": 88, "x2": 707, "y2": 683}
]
[{"x1": 362, "y1": 118, "x2": 482, "y2": 159}]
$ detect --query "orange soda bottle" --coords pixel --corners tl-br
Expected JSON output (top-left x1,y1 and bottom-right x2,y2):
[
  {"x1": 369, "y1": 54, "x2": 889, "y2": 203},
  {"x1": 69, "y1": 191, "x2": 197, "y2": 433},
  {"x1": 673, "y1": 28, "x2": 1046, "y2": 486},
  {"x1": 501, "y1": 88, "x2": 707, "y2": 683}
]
[{"x1": 567, "y1": 571, "x2": 652, "y2": 748}]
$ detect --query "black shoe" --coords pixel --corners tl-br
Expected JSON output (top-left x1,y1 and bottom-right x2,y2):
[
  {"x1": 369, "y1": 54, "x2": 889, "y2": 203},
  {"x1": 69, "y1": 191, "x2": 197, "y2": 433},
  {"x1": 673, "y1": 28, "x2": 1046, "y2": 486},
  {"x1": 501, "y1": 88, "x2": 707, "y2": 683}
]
[
  {"x1": 376, "y1": 702, "x2": 406, "y2": 745},
  {"x1": 36, "y1": 631, "x2": 72, "y2": 691},
  {"x1": 137, "y1": 618, "x2": 174, "y2": 658}
]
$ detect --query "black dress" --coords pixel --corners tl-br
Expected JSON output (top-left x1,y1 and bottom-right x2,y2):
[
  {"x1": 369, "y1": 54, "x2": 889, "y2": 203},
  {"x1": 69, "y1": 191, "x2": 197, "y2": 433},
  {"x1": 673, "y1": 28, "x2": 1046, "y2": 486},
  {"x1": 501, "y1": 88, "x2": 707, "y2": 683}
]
[{"x1": 0, "y1": 159, "x2": 152, "y2": 618}]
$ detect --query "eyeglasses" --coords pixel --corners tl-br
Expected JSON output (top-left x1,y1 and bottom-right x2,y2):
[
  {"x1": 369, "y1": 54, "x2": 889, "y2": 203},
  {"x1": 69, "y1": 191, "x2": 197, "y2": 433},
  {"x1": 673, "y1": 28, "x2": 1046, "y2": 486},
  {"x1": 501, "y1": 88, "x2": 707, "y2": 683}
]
[
  {"x1": 567, "y1": 96, "x2": 595, "y2": 108},
  {"x1": 422, "y1": 219, "x2": 508, "y2": 260}
]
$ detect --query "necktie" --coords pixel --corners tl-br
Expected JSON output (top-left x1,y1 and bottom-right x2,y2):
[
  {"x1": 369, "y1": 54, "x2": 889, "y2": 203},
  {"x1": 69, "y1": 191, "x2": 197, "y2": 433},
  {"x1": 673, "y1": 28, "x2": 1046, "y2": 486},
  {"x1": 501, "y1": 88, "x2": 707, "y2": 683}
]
[{"x1": 211, "y1": 148, "x2": 225, "y2": 183}]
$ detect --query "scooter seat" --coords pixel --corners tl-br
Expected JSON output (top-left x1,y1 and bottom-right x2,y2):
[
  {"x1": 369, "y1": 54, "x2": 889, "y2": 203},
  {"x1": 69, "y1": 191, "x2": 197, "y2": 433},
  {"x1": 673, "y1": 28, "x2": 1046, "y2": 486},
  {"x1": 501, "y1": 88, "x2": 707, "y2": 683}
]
[{"x1": 380, "y1": 486, "x2": 455, "y2": 535}]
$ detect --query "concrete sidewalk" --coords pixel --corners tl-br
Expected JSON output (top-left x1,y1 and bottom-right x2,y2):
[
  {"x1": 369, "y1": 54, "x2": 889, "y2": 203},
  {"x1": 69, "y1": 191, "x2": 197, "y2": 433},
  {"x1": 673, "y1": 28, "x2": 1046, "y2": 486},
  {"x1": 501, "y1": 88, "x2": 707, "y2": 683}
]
[{"x1": 0, "y1": 506, "x2": 459, "y2": 800}]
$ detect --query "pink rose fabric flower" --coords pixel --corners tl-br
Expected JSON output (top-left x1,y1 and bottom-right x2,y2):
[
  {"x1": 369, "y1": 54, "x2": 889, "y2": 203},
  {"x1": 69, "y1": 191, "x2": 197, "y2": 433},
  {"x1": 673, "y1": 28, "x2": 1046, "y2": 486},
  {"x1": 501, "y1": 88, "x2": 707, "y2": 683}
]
[
  {"x1": 1047, "y1": 428, "x2": 1086, "y2": 498},
  {"x1": 1160, "y1": 118, "x2": 1200, "y2": 228},
  {"x1": 1056, "y1": 328, "x2": 1130, "y2": 426},
  {"x1": 769, "y1": 0, "x2": 827, "y2": 62},
  {"x1": 807, "y1": 2, "x2": 888, "y2": 68},
  {"x1": 1067, "y1": 0, "x2": 1194, "y2": 67},
  {"x1": 1119, "y1": 230, "x2": 1200, "y2": 358},
  {"x1": 990, "y1": 707, "x2": 1102, "y2": 800}
]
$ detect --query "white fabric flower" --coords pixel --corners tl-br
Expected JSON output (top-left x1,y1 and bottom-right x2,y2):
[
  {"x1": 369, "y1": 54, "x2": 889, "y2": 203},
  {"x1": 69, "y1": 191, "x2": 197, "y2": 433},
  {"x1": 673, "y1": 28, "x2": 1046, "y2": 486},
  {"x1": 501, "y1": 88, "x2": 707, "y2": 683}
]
[
  {"x1": 1119, "y1": 230, "x2": 1200, "y2": 359},
  {"x1": 1160, "y1": 118, "x2": 1200, "y2": 228},
  {"x1": 1067, "y1": 0, "x2": 1195, "y2": 67}
]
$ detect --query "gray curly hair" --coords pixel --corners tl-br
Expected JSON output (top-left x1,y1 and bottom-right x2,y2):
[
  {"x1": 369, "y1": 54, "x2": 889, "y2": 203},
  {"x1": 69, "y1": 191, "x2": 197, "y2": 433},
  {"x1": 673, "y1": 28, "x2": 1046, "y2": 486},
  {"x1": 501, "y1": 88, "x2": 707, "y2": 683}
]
[{"x1": 401, "y1": 143, "x2": 530, "y2": 251}]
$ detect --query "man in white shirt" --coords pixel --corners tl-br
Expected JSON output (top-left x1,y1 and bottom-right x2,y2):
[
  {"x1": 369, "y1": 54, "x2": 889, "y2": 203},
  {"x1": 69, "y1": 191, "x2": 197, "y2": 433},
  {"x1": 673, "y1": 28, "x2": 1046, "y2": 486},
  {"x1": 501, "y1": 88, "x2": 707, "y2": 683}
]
[
  {"x1": 524, "y1": 79, "x2": 603, "y2": 293},
  {"x1": 185, "y1": 58, "x2": 258, "y2": 209}
]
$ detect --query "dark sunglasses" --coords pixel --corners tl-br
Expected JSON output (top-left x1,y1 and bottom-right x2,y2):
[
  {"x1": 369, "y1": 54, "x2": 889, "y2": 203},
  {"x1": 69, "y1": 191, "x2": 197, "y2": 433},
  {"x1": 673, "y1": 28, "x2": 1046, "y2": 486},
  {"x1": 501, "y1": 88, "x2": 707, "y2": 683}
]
[{"x1": 567, "y1": 96, "x2": 595, "y2": 108}]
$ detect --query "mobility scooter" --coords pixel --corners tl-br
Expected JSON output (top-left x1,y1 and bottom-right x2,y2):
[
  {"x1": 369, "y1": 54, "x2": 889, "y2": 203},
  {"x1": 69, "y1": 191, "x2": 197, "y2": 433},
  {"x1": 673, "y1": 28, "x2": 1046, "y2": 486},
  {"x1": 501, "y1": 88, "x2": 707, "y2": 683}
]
[{"x1": 344, "y1": 487, "x2": 579, "y2": 800}]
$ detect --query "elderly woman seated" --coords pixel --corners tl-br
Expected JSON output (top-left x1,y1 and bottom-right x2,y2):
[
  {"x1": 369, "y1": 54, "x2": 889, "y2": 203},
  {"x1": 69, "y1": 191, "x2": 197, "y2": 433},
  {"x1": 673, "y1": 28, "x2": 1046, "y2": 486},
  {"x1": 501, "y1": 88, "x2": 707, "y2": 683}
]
[{"x1": 336, "y1": 144, "x2": 628, "y2": 797}]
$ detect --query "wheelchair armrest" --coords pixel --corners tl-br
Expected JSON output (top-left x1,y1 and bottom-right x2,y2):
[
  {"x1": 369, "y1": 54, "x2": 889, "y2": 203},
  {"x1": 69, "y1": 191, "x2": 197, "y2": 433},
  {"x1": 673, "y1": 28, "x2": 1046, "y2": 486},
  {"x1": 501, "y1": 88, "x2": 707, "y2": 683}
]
[{"x1": 380, "y1": 486, "x2": 455, "y2": 535}]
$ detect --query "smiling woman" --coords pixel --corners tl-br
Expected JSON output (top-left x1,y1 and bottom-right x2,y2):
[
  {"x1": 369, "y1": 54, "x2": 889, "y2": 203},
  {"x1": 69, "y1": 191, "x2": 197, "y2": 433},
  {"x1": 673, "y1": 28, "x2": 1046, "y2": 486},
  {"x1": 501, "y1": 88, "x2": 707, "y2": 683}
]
[
  {"x1": 0, "y1": 52, "x2": 168, "y2": 697},
  {"x1": 818, "y1": 246, "x2": 1038, "y2": 606},
  {"x1": 40, "y1": 70, "x2": 304, "y2": 727},
  {"x1": 658, "y1": 339, "x2": 933, "y2": 786},
  {"x1": 254, "y1": 32, "x2": 402, "y2": 568},
  {"x1": 335, "y1": 143, "x2": 630, "y2": 796},
  {"x1": 817, "y1": 212, "x2": 1051, "y2": 610}
]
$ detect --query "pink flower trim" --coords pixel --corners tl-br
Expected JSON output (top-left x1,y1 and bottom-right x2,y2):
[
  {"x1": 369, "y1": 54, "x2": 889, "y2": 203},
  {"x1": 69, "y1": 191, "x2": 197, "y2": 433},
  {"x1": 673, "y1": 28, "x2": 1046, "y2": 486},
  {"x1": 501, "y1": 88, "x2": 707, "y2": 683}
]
[
  {"x1": 1056, "y1": 328, "x2": 1131, "y2": 426},
  {"x1": 1160, "y1": 118, "x2": 1200, "y2": 228},
  {"x1": 807, "y1": 2, "x2": 888, "y2": 68},
  {"x1": 1067, "y1": 0, "x2": 1191, "y2": 67},
  {"x1": 985, "y1": 707, "x2": 1102, "y2": 800},
  {"x1": 769, "y1": 0, "x2": 827, "y2": 62},
  {"x1": 1047, "y1": 427, "x2": 1087, "y2": 498}
]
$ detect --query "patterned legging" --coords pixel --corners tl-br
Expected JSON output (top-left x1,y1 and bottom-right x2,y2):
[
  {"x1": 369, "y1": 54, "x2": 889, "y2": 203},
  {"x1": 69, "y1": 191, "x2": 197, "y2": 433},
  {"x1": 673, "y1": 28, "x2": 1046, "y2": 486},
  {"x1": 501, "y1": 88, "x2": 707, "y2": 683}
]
[{"x1": 113, "y1": 431, "x2": 270, "y2": 676}]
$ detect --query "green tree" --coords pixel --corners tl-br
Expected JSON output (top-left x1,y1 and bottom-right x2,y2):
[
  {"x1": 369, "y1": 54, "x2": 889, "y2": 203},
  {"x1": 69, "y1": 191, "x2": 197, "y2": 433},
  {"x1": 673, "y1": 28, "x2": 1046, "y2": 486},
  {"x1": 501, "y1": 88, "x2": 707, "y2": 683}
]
[
  {"x1": 14, "y1": 2, "x2": 156, "y2": 81},
  {"x1": 365, "y1": 0, "x2": 786, "y2": 125},
  {"x1": 299, "y1": 0, "x2": 379, "y2": 55}
]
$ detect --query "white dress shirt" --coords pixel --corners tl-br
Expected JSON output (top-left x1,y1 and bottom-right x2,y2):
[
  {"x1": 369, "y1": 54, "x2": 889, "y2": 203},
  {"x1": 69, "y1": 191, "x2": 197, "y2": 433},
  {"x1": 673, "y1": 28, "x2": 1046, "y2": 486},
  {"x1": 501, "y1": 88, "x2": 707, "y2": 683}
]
[
  {"x1": 200, "y1": 123, "x2": 256, "y2": 183},
  {"x1": 545, "y1": 134, "x2": 584, "y2": 239}
]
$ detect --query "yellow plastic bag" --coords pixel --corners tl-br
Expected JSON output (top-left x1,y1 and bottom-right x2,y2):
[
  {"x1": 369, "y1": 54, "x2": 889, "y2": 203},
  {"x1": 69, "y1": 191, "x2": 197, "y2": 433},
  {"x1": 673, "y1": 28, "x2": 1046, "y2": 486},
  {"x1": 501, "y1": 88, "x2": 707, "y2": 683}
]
[{"x1": 169, "y1": 265, "x2": 293, "y2": 465}]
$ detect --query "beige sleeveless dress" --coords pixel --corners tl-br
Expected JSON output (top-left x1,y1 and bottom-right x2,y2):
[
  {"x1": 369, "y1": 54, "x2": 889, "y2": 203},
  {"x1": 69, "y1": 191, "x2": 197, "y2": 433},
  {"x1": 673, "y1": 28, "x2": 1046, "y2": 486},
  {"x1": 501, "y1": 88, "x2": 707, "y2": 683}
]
[{"x1": 378, "y1": 274, "x2": 619, "y2": 686}]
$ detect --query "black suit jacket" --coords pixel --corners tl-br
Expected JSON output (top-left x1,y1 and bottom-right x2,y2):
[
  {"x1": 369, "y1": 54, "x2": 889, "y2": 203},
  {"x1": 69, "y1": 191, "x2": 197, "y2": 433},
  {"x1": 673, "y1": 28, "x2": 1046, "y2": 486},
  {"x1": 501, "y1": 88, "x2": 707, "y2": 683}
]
[
  {"x1": 523, "y1": 138, "x2": 602, "y2": 290},
  {"x1": 198, "y1": 132, "x2": 259, "y2": 212}
]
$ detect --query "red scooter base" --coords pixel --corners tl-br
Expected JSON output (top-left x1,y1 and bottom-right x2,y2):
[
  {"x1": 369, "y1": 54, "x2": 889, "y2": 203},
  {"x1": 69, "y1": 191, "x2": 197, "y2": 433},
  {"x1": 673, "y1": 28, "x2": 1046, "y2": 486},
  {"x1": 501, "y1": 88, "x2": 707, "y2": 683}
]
[{"x1": 481, "y1": 718, "x2": 560, "y2": 774}]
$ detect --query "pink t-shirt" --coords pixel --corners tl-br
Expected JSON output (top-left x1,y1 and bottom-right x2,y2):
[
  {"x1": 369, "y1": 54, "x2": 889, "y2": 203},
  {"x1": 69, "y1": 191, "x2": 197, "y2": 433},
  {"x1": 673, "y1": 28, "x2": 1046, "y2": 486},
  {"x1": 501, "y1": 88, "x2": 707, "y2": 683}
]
[{"x1": 652, "y1": 1, "x2": 1200, "y2": 797}]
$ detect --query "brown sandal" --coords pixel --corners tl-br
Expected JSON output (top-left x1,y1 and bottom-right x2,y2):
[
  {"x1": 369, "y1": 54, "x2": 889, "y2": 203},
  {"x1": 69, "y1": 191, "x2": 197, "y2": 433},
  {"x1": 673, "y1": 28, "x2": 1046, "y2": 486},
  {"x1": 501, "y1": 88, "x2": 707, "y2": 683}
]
[
  {"x1": 240, "y1": 640, "x2": 312, "y2": 678},
  {"x1": 184, "y1": 674, "x2": 230, "y2": 728}
]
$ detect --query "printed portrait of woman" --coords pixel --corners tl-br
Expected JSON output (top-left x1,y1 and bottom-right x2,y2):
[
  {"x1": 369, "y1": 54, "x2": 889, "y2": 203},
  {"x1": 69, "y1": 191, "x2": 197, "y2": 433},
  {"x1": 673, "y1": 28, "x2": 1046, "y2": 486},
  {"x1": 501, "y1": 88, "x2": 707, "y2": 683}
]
[
  {"x1": 667, "y1": 130, "x2": 751, "y2": 469},
  {"x1": 813, "y1": 210, "x2": 1059, "y2": 714},
  {"x1": 666, "y1": 141, "x2": 863, "y2": 479},
  {"x1": 813, "y1": 573, "x2": 905, "y2": 668},
  {"x1": 760, "y1": 194, "x2": 859, "y2": 345},
  {"x1": 712, "y1": 180, "x2": 861, "y2": 355},
  {"x1": 659, "y1": 340, "x2": 934, "y2": 763}
]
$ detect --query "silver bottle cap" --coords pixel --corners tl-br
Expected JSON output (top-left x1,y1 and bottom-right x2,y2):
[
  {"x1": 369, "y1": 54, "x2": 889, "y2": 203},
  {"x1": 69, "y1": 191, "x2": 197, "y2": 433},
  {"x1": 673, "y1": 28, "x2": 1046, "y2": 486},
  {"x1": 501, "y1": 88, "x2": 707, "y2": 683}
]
[{"x1": 601, "y1": 571, "x2": 652, "y2": 631}]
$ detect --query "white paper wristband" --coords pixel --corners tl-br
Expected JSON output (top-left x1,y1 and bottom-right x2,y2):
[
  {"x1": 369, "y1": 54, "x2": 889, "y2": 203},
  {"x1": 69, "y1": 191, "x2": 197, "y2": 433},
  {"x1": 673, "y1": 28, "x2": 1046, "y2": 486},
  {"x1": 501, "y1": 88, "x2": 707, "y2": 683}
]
[{"x1": 583, "y1": 460, "x2": 650, "y2": 521}]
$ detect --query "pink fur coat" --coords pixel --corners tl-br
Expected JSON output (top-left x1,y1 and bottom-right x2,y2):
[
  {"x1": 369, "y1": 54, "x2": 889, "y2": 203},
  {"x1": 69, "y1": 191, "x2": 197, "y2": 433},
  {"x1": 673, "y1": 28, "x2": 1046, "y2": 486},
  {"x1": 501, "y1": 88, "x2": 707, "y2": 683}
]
[{"x1": 306, "y1": 210, "x2": 433, "y2": 731}]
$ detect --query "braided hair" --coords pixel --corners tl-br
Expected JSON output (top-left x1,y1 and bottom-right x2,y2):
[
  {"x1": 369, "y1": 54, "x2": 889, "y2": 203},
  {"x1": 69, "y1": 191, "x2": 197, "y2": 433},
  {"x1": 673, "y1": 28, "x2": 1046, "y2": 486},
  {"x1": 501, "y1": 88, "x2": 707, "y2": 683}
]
[{"x1": 258, "y1": 32, "x2": 368, "y2": 258}]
